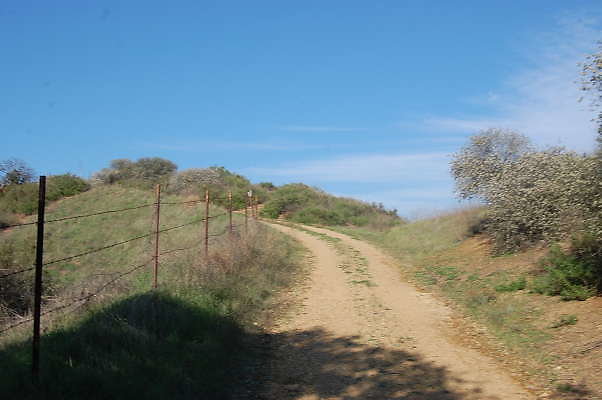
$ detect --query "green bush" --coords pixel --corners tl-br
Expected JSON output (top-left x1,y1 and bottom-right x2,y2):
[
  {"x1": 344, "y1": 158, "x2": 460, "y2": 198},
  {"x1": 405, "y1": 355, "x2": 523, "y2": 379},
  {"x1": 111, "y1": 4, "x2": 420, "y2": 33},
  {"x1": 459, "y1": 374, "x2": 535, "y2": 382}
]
[
  {"x1": 291, "y1": 207, "x2": 344, "y2": 225},
  {"x1": 494, "y1": 276, "x2": 527, "y2": 292},
  {"x1": 532, "y1": 243, "x2": 600, "y2": 301},
  {"x1": 0, "y1": 183, "x2": 39, "y2": 214},
  {"x1": 46, "y1": 174, "x2": 90, "y2": 200},
  {"x1": 0, "y1": 174, "x2": 90, "y2": 215},
  {"x1": 93, "y1": 157, "x2": 177, "y2": 189},
  {"x1": 260, "y1": 183, "x2": 401, "y2": 228}
]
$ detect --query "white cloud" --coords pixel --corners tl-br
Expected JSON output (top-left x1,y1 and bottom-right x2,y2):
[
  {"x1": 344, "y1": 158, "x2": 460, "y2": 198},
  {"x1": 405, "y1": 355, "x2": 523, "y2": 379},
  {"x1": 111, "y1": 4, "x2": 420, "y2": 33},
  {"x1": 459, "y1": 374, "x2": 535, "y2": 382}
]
[
  {"x1": 421, "y1": 16, "x2": 601, "y2": 152},
  {"x1": 243, "y1": 151, "x2": 459, "y2": 216},
  {"x1": 142, "y1": 141, "x2": 326, "y2": 151},
  {"x1": 245, "y1": 151, "x2": 450, "y2": 183}
]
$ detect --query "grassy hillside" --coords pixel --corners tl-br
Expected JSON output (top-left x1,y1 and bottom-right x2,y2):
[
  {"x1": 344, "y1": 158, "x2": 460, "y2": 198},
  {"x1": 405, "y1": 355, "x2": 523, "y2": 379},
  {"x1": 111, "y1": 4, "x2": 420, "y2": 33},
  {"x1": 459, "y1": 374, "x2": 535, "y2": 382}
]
[
  {"x1": 0, "y1": 185, "x2": 303, "y2": 399},
  {"x1": 259, "y1": 183, "x2": 402, "y2": 229},
  {"x1": 337, "y1": 208, "x2": 602, "y2": 398}
]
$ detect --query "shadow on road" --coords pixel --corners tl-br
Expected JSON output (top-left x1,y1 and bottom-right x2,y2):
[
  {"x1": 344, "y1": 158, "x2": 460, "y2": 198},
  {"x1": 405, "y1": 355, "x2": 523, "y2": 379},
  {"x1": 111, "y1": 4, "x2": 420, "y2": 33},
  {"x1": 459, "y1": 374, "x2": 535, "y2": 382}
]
[{"x1": 253, "y1": 328, "x2": 502, "y2": 400}]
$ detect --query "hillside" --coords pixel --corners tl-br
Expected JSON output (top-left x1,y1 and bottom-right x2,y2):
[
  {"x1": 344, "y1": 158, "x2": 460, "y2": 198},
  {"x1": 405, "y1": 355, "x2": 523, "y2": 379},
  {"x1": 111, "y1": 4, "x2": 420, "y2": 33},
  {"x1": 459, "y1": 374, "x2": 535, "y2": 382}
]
[{"x1": 0, "y1": 184, "x2": 304, "y2": 399}]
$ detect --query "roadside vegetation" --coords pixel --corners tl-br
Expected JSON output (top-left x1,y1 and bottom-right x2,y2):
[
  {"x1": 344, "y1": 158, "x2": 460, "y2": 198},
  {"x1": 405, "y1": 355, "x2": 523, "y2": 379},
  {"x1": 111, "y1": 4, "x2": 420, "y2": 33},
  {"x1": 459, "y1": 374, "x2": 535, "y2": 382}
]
[
  {"x1": 0, "y1": 162, "x2": 304, "y2": 399},
  {"x1": 259, "y1": 183, "x2": 402, "y2": 229}
]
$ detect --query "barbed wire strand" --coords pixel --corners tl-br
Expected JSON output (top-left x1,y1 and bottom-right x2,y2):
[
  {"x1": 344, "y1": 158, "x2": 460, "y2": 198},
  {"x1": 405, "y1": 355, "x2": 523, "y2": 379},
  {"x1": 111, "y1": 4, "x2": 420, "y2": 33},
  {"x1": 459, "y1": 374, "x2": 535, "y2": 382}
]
[
  {"x1": 0, "y1": 259, "x2": 151, "y2": 335},
  {"x1": 0, "y1": 214, "x2": 233, "y2": 280},
  {"x1": 160, "y1": 199, "x2": 203, "y2": 206},
  {"x1": 0, "y1": 221, "x2": 37, "y2": 230},
  {"x1": 159, "y1": 244, "x2": 201, "y2": 256},
  {"x1": 45, "y1": 203, "x2": 154, "y2": 224}
]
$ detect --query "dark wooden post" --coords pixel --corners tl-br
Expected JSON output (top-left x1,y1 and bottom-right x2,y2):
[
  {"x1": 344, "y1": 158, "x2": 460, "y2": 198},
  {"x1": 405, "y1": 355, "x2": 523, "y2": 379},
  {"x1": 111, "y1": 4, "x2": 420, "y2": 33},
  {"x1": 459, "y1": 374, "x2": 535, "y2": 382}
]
[
  {"x1": 153, "y1": 184, "x2": 161, "y2": 289},
  {"x1": 32, "y1": 176, "x2": 46, "y2": 382},
  {"x1": 204, "y1": 190, "x2": 209, "y2": 256}
]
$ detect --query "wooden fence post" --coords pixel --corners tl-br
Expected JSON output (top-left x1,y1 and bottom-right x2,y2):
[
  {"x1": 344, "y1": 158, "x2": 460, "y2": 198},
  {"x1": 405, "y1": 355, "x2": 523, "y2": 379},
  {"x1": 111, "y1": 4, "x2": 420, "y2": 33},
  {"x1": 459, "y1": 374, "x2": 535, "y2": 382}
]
[
  {"x1": 152, "y1": 184, "x2": 161, "y2": 289},
  {"x1": 32, "y1": 176, "x2": 46, "y2": 382},
  {"x1": 204, "y1": 190, "x2": 209, "y2": 256}
]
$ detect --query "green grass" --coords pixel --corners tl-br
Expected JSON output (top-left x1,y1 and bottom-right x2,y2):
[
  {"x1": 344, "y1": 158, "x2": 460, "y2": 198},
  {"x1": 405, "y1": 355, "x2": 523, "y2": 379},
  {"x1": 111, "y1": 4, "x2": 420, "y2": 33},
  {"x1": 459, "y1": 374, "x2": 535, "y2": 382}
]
[
  {"x1": 0, "y1": 184, "x2": 304, "y2": 398},
  {"x1": 0, "y1": 291, "x2": 242, "y2": 400},
  {"x1": 494, "y1": 276, "x2": 527, "y2": 292}
]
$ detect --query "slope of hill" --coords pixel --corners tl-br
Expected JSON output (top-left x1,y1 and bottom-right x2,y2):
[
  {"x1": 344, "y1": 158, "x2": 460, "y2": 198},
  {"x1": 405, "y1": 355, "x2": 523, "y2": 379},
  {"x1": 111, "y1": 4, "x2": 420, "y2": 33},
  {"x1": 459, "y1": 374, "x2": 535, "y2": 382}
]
[{"x1": 0, "y1": 184, "x2": 304, "y2": 399}]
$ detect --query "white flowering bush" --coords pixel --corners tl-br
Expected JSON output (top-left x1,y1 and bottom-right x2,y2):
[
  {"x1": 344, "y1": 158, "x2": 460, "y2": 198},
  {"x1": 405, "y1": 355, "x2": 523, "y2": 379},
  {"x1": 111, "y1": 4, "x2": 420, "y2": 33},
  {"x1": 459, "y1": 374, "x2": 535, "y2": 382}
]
[
  {"x1": 169, "y1": 168, "x2": 222, "y2": 194},
  {"x1": 451, "y1": 129, "x2": 602, "y2": 252}
]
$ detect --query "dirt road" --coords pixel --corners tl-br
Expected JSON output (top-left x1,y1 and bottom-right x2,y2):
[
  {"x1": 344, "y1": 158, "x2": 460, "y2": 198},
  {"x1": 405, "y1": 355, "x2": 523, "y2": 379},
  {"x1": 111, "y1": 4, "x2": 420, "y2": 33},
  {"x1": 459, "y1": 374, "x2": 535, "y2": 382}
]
[{"x1": 263, "y1": 223, "x2": 534, "y2": 400}]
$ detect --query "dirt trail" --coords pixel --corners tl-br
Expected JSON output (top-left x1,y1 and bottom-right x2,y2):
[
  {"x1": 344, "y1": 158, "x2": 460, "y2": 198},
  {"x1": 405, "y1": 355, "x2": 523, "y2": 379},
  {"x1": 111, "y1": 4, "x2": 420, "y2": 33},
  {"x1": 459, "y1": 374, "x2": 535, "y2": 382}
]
[{"x1": 263, "y1": 223, "x2": 534, "y2": 400}]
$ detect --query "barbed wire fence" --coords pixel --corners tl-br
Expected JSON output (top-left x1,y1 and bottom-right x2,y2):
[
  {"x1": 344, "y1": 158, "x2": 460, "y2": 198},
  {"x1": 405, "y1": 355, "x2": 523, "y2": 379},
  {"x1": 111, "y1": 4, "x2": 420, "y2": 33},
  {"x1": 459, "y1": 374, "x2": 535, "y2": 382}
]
[{"x1": 0, "y1": 176, "x2": 262, "y2": 381}]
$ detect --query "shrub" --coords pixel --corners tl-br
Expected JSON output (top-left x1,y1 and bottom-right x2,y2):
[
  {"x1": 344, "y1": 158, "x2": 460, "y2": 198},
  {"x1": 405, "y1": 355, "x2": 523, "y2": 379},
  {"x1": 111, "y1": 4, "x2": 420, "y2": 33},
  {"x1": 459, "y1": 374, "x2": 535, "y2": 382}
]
[
  {"x1": 93, "y1": 157, "x2": 177, "y2": 189},
  {"x1": 291, "y1": 207, "x2": 344, "y2": 225},
  {"x1": 169, "y1": 168, "x2": 222, "y2": 194},
  {"x1": 47, "y1": 174, "x2": 91, "y2": 200},
  {"x1": 531, "y1": 243, "x2": 599, "y2": 301},
  {"x1": 450, "y1": 129, "x2": 532, "y2": 200},
  {"x1": 494, "y1": 276, "x2": 527, "y2": 292},
  {"x1": 0, "y1": 174, "x2": 90, "y2": 215},
  {"x1": 0, "y1": 183, "x2": 39, "y2": 214},
  {"x1": 260, "y1": 183, "x2": 401, "y2": 228},
  {"x1": 451, "y1": 129, "x2": 602, "y2": 252}
]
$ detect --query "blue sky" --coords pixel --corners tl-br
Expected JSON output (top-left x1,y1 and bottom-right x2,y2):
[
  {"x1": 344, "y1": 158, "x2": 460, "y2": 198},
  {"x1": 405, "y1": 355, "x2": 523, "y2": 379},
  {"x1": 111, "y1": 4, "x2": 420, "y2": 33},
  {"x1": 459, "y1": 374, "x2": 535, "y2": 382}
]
[{"x1": 1, "y1": 1, "x2": 601, "y2": 216}]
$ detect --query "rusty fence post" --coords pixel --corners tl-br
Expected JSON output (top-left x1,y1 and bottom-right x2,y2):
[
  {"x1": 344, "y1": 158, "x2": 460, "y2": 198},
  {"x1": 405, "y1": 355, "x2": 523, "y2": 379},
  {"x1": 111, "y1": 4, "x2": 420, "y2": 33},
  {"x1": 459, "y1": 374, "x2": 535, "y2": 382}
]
[
  {"x1": 152, "y1": 184, "x2": 161, "y2": 289},
  {"x1": 204, "y1": 189, "x2": 209, "y2": 256},
  {"x1": 245, "y1": 190, "x2": 250, "y2": 233},
  {"x1": 228, "y1": 191, "x2": 233, "y2": 235},
  {"x1": 32, "y1": 176, "x2": 46, "y2": 382}
]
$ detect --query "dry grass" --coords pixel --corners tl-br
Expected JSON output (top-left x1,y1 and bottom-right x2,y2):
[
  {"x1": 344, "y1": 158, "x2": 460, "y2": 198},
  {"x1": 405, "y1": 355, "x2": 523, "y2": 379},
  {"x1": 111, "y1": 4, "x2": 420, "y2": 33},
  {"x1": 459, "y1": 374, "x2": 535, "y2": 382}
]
[{"x1": 0, "y1": 185, "x2": 304, "y2": 398}]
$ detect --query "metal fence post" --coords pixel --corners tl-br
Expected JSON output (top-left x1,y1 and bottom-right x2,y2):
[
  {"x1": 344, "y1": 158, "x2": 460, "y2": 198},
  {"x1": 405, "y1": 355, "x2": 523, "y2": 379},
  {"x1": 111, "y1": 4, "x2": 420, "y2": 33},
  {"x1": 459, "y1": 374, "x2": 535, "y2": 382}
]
[
  {"x1": 153, "y1": 184, "x2": 161, "y2": 289},
  {"x1": 245, "y1": 191, "x2": 250, "y2": 233},
  {"x1": 228, "y1": 191, "x2": 233, "y2": 235},
  {"x1": 32, "y1": 176, "x2": 46, "y2": 382},
  {"x1": 204, "y1": 190, "x2": 209, "y2": 256}
]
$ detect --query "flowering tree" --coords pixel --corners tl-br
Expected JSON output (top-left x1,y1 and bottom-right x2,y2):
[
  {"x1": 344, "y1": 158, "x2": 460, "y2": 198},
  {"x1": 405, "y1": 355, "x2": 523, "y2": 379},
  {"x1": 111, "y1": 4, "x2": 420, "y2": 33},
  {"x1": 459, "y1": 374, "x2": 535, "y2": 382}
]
[
  {"x1": 450, "y1": 128, "x2": 532, "y2": 200},
  {"x1": 580, "y1": 41, "x2": 602, "y2": 149},
  {"x1": 0, "y1": 158, "x2": 34, "y2": 186}
]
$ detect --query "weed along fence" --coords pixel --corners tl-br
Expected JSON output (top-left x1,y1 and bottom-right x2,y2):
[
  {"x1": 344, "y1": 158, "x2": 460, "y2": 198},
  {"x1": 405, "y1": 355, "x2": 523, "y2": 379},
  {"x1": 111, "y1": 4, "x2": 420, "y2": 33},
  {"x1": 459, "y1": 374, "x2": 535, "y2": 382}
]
[{"x1": 0, "y1": 176, "x2": 263, "y2": 381}]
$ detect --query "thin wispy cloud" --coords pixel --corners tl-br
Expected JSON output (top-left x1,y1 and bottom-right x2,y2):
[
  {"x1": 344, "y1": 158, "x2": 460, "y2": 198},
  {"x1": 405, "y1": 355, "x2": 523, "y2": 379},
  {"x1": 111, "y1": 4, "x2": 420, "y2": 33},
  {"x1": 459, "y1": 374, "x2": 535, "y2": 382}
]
[
  {"x1": 141, "y1": 141, "x2": 326, "y2": 152},
  {"x1": 245, "y1": 151, "x2": 450, "y2": 183},
  {"x1": 279, "y1": 125, "x2": 366, "y2": 133},
  {"x1": 419, "y1": 16, "x2": 601, "y2": 152}
]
